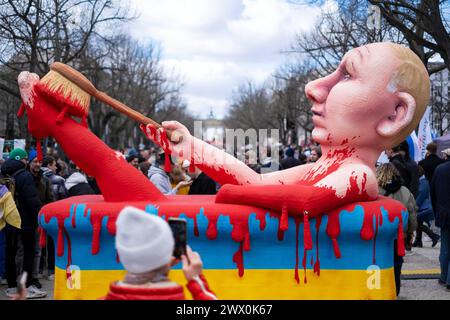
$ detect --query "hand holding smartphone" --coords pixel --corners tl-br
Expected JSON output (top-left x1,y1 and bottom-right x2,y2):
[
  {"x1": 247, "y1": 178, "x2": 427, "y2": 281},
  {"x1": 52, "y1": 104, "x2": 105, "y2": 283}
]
[{"x1": 168, "y1": 218, "x2": 188, "y2": 262}]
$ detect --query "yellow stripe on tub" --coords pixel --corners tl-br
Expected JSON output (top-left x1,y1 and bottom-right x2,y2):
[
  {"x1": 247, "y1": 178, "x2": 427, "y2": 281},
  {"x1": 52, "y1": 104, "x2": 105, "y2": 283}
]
[{"x1": 54, "y1": 267, "x2": 396, "y2": 300}]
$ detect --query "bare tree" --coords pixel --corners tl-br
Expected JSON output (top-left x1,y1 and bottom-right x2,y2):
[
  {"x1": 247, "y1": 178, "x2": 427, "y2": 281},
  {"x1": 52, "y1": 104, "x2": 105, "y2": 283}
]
[
  {"x1": 369, "y1": 0, "x2": 450, "y2": 73},
  {"x1": 0, "y1": 0, "x2": 133, "y2": 139},
  {"x1": 224, "y1": 82, "x2": 279, "y2": 131},
  {"x1": 271, "y1": 61, "x2": 316, "y2": 144},
  {"x1": 76, "y1": 35, "x2": 190, "y2": 149},
  {"x1": 290, "y1": 0, "x2": 405, "y2": 76}
]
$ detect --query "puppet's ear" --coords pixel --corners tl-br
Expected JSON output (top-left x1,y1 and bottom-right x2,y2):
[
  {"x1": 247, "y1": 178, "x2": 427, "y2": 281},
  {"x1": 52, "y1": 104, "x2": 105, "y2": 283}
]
[{"x1": 376, "y1": 92, "x2": 416, "y2": 139}]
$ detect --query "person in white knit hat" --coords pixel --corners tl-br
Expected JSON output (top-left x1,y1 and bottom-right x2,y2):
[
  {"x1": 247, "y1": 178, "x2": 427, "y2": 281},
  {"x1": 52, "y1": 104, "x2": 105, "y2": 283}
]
[{"x1": 104, "y1": 206, "x2": 217, "y2": 300}]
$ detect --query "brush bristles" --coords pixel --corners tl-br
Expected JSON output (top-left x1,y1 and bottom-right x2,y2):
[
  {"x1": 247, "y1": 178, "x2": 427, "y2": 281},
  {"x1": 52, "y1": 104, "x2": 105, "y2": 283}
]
[{"x1": 40, "y1": 70, "x2": 90, "y2": 113}]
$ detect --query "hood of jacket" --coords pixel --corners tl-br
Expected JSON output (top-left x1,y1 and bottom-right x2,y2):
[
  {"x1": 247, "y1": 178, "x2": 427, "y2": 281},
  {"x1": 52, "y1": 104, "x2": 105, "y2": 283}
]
[
  {"x1": 41, "y1": 167, "x2": 65, "y2": 185},
  {"x1": 1, "y1": 159, "x2": 26, "y2": 176},
  {"x1": 382, "y1": 174, "x2": 403, "y2": 195},
  {"x1": 148, "y1": 165, "x2": 167, "y2": 179},
  {"x1": 65, "y1": 172, "x2": 88, "y2": 191}
]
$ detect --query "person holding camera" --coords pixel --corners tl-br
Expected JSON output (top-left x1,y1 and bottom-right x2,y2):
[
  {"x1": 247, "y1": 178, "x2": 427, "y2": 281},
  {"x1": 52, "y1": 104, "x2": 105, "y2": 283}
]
[{"x1": 104, "y1": 206, "x2": 217, "y2": 300}]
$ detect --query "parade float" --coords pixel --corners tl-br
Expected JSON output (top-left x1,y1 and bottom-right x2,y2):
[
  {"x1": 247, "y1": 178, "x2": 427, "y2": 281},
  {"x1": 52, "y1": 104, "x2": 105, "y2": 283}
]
[{"x1": 17, "y1": 42, "x2": 430, "y2": 300}]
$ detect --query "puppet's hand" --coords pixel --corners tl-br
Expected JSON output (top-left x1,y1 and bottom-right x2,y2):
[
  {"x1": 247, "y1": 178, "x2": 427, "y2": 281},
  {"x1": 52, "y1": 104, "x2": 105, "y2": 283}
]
[{"x1": 141, "y1": 121, "x2": 193, "y2": 158}]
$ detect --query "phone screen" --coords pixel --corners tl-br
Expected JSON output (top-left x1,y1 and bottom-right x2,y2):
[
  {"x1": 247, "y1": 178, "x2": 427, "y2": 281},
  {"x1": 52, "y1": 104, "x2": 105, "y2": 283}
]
[{"x1": 168, "y1": 218, "x2": 187, "y2": 259}]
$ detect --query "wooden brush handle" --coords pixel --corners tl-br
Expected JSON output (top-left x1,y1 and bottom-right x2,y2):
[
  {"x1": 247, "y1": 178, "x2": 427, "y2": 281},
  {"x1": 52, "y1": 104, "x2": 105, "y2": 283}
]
[{"x1": 50, "y1": 62, "x2": 182, "y2": 142}]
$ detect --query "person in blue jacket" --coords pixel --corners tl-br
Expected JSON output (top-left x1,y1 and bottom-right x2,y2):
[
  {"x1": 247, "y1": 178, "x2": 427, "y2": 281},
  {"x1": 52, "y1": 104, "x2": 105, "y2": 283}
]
[{"x1": 413, "y1": 165, "x2": 440, "y2": 248}]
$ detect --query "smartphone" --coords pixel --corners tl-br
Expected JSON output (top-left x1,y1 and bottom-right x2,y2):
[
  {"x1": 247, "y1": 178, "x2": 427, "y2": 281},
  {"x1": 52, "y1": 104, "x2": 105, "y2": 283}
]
[
  {"x1": 168, "y1": 218, "x2": 187, "y2": 260},
  {"x1": 17, "y1": 271, "x2": 27, "y2": 297}
]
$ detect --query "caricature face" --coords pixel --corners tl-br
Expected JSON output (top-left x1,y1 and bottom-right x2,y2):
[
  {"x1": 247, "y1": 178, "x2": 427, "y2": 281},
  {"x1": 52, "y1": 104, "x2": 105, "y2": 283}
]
[{"x1": 305, "y1": 43, "x2": 402, "y2": 148}]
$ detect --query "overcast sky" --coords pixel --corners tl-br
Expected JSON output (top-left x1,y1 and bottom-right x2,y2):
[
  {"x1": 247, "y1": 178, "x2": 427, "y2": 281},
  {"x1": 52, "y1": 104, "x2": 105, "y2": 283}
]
[{"x1": 127, "y1": 0, "x2": 323, "y2": 119}]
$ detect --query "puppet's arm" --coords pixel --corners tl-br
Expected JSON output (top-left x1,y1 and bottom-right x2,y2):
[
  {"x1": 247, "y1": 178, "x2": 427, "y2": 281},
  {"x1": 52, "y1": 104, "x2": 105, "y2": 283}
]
[
  {"x1": 215, "y1": 165, "x2": 378, "y2": 217},
  {"x1": 142, "y1": 121, "x2": 314, "y2": 186}
]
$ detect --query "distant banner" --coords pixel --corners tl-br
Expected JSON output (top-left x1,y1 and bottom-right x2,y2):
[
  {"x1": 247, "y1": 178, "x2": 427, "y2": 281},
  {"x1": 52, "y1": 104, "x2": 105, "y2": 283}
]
[
  {"x1": 377, "y1": 151, "x2": 389, "y2": 165},
  {"x1": 406, "y1": 131, "x2": 421, "y2": 163},
  {"x1": 13, "y1": 139, "x2": 26, "y2": 151},
  {"x1": 417, "y1": 106, "x2": 433, "y2": 160},
  {"x1": 0, "y1": 138, "x2": 4, "y2": 160}
]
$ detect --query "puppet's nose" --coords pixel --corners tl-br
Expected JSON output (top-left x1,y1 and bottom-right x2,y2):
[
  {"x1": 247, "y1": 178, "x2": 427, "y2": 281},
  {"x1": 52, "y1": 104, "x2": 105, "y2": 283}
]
[{"x1": 305, "y1": 78, "x2": 329, "y2": 104}]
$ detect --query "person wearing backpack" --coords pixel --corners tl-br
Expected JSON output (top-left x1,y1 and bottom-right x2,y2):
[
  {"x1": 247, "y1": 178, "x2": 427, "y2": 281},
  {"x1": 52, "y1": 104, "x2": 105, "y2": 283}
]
[{"x1": 0, "y1": 148, "x2": 47, "y2": 299}]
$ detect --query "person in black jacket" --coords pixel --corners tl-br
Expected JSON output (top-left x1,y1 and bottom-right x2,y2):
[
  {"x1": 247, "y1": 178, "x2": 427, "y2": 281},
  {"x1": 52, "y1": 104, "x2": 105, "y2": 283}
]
[
  {"x1": 65, "y1": 169, "x2": 96, "y2": 197},
  {"x1": 280, "y1": 148, "x2": 301, "y2": 170},
  {"x1": 419, "y1": 142, "x2": 444, "y2": 183},
  {"x1": 188, "y1": 167, "x2": 218, "y2": 195},
  {"x1": 398, "y1": 140, "x2": 419, "y2": 197},
  {"x1": 386, "y1": 145, "x2": 412, "y2": 191},
  {"x1": 0, "y1": 148, "x2": 47, "y2": 298},
  {"x1": 430, "y1": 161, "x2": 450, "y2": 291}
]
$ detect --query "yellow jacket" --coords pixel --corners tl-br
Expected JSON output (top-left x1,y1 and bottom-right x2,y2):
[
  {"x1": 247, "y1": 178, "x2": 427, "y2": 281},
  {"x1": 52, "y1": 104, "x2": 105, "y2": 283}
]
[
  {"x1": 171, "y1": 182, "x2": 190, "y2": 195},
  {"x1": 0, "y1": 190, "x2": 21, "y2": 231}
]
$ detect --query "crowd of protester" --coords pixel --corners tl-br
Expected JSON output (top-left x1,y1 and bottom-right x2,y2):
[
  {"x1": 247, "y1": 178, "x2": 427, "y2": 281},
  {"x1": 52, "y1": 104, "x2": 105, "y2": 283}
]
[{"x1": 0, "y1": 138, "x2": 449, "y2": 299}]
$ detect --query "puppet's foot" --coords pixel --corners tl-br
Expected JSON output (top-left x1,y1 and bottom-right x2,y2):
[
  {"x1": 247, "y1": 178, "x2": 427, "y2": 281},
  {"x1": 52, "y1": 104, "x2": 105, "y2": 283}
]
[{"x1": 18, "y1": 71, "x2": 40, "y2": 109}]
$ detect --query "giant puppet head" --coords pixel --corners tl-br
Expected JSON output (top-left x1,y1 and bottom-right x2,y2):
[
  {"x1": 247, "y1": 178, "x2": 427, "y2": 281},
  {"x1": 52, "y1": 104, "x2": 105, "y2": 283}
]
[{"x1": 305, "y1": 42, "x2": 430, "y2": 150}]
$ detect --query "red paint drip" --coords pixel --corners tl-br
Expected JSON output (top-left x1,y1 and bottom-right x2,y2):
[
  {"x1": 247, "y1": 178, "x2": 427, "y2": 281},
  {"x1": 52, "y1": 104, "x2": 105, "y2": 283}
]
[
  {"x1": 193, "y1": 215, "x2": 199, "y2": 237},
  {"x1": 255, "y1": 211, "x2": 266, "y2": 231},
  {"x1": 373, "y1": 212, "x2": 379, "y2": 264},
  {"x1": 294, "y1": 217, "x2": 301, "y2": 284},
  {"x1": 314, "y1": 216, "x2": 322, "y2": 276},
  {"x1": 361, "y1": 211, "x2": 375, "y2": 241},
  {"x1": 71, "y1": 207, "x2": 76, "y2": 229},
  {"x1": 326, "y1": 210, "x2": 341, "y2": 259},
  {"x1": 332, "y1": 238, "x2": 341, "y2": 258},
  {"x1": 57, "y1": 224, "x2": 65, "y2": 257},
  {"x1": 303, "y1": 212, "x2": 313, "y2": 250},
  {"x1": 90, "y1": 214, "x2": 104, "y2": 255},
  {"x1": 38, "y1": 227, "x2": 46, "y2": 248},
  {"x1": 63, "y1": 228, "x2": 73, "y2": 284},
  {"x1": 243, "y1": 231, "x2": 250, "y2": 251},
  {"x1": 280, "y1": 203, "x2": 289, "y2": 231},
  {"x1": 206, "y1": 215, "x2": 218, "y2": 240},
  {"x1": 302, "y1": 249, "x2": 308, "y2": 284},
  {"x1": 232, "y1": 242, "x2": 244, "y2": 277},
  {"x1": 106, "y1": 216, "x2": 116, "y2": 236},
  {"x1": 386, "y1": 199, "x2": 407, "y2": 256},
  {"x1": 146, "y1": 125, "x2": 172, "y2": 172},
  {"x1": 36, "y1": 139, "x2": 43, "y2": 161},
  {"x1": 189, "y1": 141, "x2": 196, "y2": 173}
]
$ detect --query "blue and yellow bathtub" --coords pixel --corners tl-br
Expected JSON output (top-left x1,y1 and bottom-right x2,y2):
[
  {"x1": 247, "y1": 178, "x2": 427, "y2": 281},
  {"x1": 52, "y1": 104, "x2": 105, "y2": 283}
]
[{"x1": 39, "y1": 195, "x2": 407, "y2": 300}]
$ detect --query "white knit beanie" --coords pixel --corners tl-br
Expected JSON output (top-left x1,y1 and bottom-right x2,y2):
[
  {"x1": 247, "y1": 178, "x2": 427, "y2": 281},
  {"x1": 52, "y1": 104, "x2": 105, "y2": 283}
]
[{"x1": 115, "y1": 206, "x2": 174, "y2": 274}]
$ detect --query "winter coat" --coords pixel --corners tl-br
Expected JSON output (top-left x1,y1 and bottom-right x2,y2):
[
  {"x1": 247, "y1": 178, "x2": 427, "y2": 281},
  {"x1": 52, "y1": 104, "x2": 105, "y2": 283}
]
[
  {"x1": 389, "y1": 154, "x2": 412, "y2": 192},
  {"x1": 415, "y1": 176, "x2": 434, "y2": 224},
  {"x1": 430, "y1": 161, "x2": 450, "y2": 229},
  {"x1": 104, "y1": 274, "x2": 217, "y2": 300},
  {"x1": 65, "y1": 172, "x2": 96, "y2": 197},
  {"x1": 405, "y1": 158, "x2": 419, "y2": 198},
  {"x1": 0, "y1": 184, "x2": 21, "y2": 231},
  {"x1": 379, "y1": 175, "x2": 418, "y2": 234},
  {"x1": 419, "y1": 154, "x2": 444, "y2": 183},
  {"x1": 148, "y1": 166, "x2": 176, "y2": 195},
  {"x1": 188, "y1": 173, "x2": 218, "y2": 195},
  {"x1": 41, "y1": 167, "x2": 67, "y2": 200},
  {"x1": 281, "y1": 156, "x2": 302, "y2": 170},
  {"x1": 32, "y1": 170, "x2": 54, "y2": 205},
  {"x1": 1, "y1": 159, "x2": 42, "y2": 231}
]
